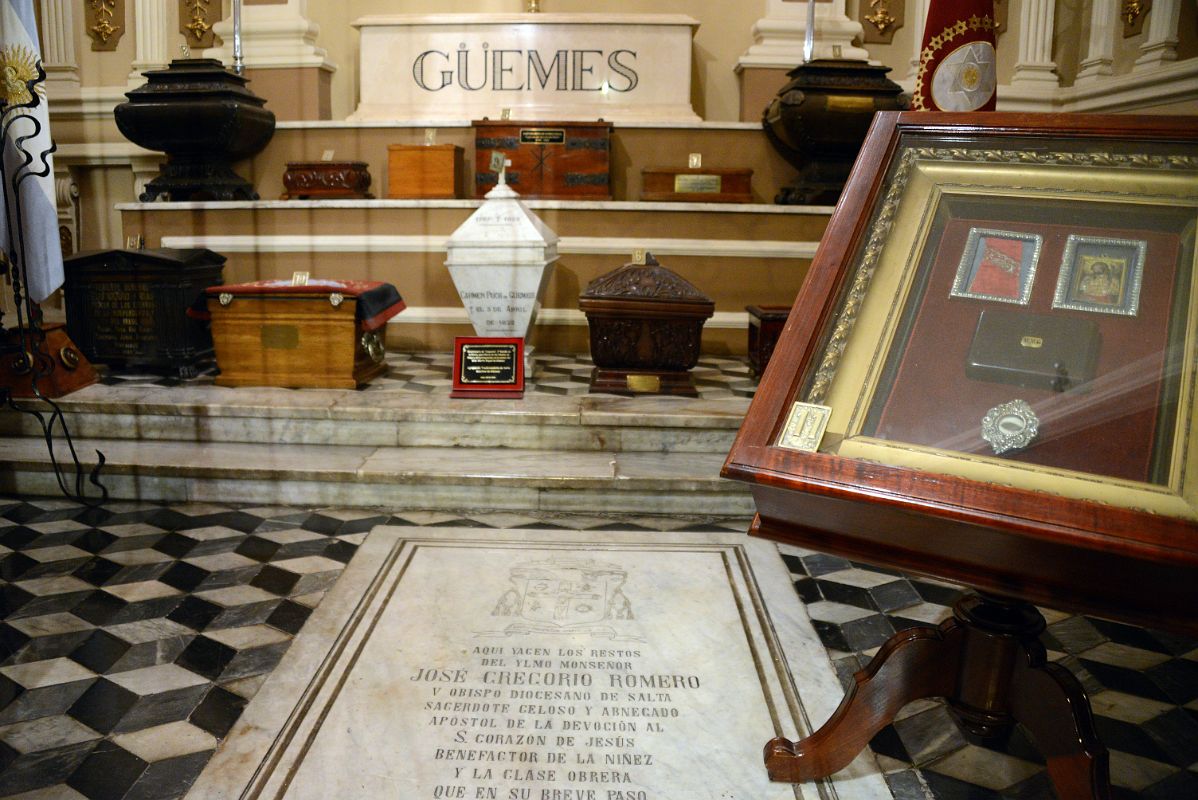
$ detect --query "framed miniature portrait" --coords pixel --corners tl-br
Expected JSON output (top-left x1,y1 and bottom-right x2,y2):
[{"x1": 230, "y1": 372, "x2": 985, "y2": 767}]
[
  {"x1": 1052, "y1": 234, "x2": 1147, "y2": 316},
  {"x1": 950, "y1": 228, "x2": 1042, "y2": 304}
]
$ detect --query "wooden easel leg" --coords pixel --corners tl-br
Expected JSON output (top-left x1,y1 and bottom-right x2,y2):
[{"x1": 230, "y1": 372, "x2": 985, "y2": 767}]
[
  {"x1": 764, "y1": 621, "x2": 963, "y2": 781},
  {"x1": 766, "y1": 592, "x2": 1112, "y2": 800},
  {"x1": 1010, "y1": 658, "x2": 1111, "y2": 800}
]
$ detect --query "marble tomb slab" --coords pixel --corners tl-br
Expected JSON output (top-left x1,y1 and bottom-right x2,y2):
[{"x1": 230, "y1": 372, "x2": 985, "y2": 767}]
[{"x1": 189, "y1": 527, "x2": 888, "y2": 799}]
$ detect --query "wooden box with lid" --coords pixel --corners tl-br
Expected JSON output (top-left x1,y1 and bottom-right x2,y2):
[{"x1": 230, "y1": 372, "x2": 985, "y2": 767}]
[
  {"x1": 473, "y1": 120, "x2": 611, "y2": 199},
  {"x1": 199, "y1": 279, "x2": 404, "y2": 389}
]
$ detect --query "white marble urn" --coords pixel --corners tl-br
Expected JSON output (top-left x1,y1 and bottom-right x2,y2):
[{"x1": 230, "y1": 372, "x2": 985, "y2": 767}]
[{"x1": 445, "y1": 179, "x2": 559, "y2": 342}]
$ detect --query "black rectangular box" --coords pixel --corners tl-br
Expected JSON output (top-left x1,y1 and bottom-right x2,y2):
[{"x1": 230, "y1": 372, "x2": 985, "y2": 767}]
[
  {"x1": 64, "y1": 248, "x2": 225, "y2": 377},
  {"x1": 966, "y1": 309, "x2": 1100, "y2": 392}
]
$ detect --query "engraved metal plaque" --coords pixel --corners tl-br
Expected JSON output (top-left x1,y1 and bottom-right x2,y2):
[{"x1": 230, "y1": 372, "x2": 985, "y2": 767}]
[
  {"x1": 778, "y1": 402, "x2": 832, "y2": 452},
  {"x1": 674, "y1": 174, "x2": 722, "y2": 193},
  {"x1": 520, "y1": 128, "x2": 566, "y2": 145}
]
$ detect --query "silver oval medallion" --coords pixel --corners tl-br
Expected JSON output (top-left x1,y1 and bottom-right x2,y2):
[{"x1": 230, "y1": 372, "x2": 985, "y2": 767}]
[{"x1": 981, "y1": 399, "x2": 1039, "y2": 454}]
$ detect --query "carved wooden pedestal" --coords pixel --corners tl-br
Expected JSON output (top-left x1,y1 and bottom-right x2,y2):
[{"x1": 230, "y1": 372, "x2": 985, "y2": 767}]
[{"x1": 765, "y1": 593, "x2": 1110, "y2": 799}]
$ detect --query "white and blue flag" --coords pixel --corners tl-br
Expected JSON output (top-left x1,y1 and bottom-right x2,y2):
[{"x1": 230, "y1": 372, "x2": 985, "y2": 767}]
[{"x1": 1, "y1": 0, "x2": 63, "y2": 304}]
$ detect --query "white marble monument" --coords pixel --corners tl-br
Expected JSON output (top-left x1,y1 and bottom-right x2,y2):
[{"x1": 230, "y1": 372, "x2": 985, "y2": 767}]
[
  {"x1": 350, "y1": 14, "x2": 701, "y2": 122},
  {"x1": 187, "y1": 526, "x2": 890, "y2": 799},
  {"x1": 445, "y1": 173, "x2": 559, "y2": 356}
]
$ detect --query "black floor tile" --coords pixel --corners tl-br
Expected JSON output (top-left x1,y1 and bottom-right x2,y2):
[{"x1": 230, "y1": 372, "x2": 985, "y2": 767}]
[
  {"x1": 299, "y1": 514, "x2": 343, "y2": 535},
  {"x1": 869, "y1": 724, "x2": 910, "y2": 762},
  {"x1": 1142, "y1": 707, "x2": 1198, "y2": 766},
  {"x1": 923, "y1": 770, "x2": 1004, "y2": 799},
  {"x1": 166, "y1": 597, "x2": 222, "y2": 632},
  {"x1": 1145, "y1": 658, "x2": 1198, "y2": 705},
  {"x1": 189, "y1": 685, "x2": 246, "y2": 739},
  {"x1": 1093, "y1": 715, "x2": 1174, "y2": 765},
  {"x1": 265, "y1": 600, "x2": 312, "y2": 636}
]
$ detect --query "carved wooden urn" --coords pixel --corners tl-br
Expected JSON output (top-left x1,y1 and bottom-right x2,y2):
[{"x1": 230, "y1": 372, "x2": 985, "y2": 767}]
[
  {"x1": 115, "y1": 58, "x2": 275, "y2": 201},
  {"x1": 578, "y1": 253, "x2": 714, "y2": 397},
  {"x1": 764, "y1": 59, "x2": 906, "y2": 205}
]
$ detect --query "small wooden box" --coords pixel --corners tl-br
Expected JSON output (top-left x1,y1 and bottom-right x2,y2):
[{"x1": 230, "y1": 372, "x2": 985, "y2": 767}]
[
  {"x1": 746, "y1": 304, "x2": 790, "y2": 377},
  {"x1": 387, "y1": 144, "x2": 463, "y2": 199},
  {"x1": 473, "y1": 120, "x2": 611, "y2": 199},
  {"x1": 205, "y1": 280, "x2": 404, "y2": 389},
  {"x1": 641, "y1": 167, "x2": 753, "y2": 203},
  {"x1": 281, "y1": 162, "x2": 373, "y2": 200}
]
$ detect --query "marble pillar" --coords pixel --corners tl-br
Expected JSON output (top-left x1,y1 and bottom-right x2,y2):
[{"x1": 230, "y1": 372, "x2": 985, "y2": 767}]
[
  {"x1": 1010, "y1": 0, "x2": 1059, "y2": 87},
  {"x1": 129, "y1": 0, "x2": 177, "y2": 84},
  {"x1": 37, "y1": 0, "x2": 80, "y2": 94},
  {"x1": 1135, "y1": 0, "x2": 1182, "y2": 69},
  {"x1": 1076, "y1": 0, "x2": 1118, "y2": 83}
]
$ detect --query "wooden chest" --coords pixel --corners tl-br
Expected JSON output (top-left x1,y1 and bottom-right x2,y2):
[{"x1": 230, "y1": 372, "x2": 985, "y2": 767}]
[
  {"x1": 745, "y1": 304, "x2": 790, "y2": 377},
  {"x1": 641, "y1": 167, "x2": 753, "y2": 203},
  {"x1": 280, "y1": 162, "x2": 373, "y2": 200},
  {"x1": 387, "y1": 144, "x2": 463, "y2": 198},
  {"x1": 203, "y1": 280, "x2": 405, "y2": 389},
  {"x1": 473, "y1": 120, "x2": 611, "y2": 199}
]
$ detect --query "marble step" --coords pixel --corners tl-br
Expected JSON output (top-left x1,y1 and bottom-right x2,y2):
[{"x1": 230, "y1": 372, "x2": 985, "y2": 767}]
[
  {"x1": 0, "y1": 437, "x2": 754, "y2": 515},
  {"x1": 0, "y1": 386, "x2": 749, "y2": 453}
]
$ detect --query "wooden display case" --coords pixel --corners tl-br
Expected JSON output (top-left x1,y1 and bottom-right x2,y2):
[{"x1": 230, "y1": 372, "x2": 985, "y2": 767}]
[{"x1": 722, "y1": 112, "x2": 1198, "y2": 799}]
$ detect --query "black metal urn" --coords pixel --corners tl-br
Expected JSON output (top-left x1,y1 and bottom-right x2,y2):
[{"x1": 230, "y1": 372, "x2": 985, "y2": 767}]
[
  {"x1": 764, "y1": 60, "x2": 907, "y2": 205},
  {"x1": 115, "y1": 59, "x2": 275, "y2": 202}
]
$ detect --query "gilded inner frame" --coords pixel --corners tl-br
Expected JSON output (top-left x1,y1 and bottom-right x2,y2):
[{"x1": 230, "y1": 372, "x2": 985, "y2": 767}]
[{"x1": 789, "y1": 141, "x2": 1198, "y2": 519}]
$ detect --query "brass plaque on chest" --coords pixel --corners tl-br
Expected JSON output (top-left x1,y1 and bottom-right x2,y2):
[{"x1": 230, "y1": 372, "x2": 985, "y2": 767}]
[
  {"x1": 261, "y1": 324, "x2": 300, "y2": 350},
  {"x1": 520, "y1": 128, "x2": 566, "y2": 144},
  {"x1": 674, "y1": 174, "x2": 722, "y2": 193},
  {"x1": 626, "y1": 374, "x2": 662, "y2": 393}
]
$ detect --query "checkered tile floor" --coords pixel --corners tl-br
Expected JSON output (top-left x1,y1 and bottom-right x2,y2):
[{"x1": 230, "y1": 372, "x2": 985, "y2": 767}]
[
  {"x1": 779, "y1": 544, "x2": 1198, "y2": 800},
  {"x1": 1, "y1": 498, "x2": 1194, "y2": 799},
  {"x1": 98, "y1": 352, "x2": 760, "y2": 399}
]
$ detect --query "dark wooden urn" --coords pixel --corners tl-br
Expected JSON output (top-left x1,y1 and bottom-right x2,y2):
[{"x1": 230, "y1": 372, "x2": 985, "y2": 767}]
[
  {"x1": 578, "y1": 253, "x2": 714, "y2": 397},
  {"x1": 115, "y1": 59, "x2": 275, "y2": 202},
  {"x1": 764, "y1": 59, "x2": 906, "y2": 205}
]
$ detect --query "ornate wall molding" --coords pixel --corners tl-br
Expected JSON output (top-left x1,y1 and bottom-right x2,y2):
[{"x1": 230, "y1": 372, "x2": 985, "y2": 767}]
[
  {"x1": 85, "y1": 0, "x2": 124, "y2": 51},
  {"x1": 860, "y1": 0, "x2": 904, "y2": 45},
  {"x1": 1122, "y1": 0, "x2": 1152, "y2": 37},
  {"x1": 180, "y1": 0, "x2": 223, "y2": 50}
]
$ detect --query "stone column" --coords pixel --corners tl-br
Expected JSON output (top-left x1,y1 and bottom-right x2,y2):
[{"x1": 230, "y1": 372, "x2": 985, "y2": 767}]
[
  {"x1": 37, "y1": 0, "x2": 80, "y2": 93},
  {"x1": 905, "y1": 0, "x2": 930, "y2": 81},
  {"x1": 735, "y1": 1, "x2": 870, "y2": 120},
  {"x1": 203, "y1": 0, "x2": 336, "y2": 120},
  {"x1": 1010, "y1": 0, "x2": 1059, "y2": 87},
  {"x1": 129, "y1": 0, "x2": 177, "y2": 84},
  {"x1": 1135, "y1": 0, "x2": 1182, "y2": 69},
  {"x1": 1075, "y1": 0, "x2": 1118, "y2": 83}
]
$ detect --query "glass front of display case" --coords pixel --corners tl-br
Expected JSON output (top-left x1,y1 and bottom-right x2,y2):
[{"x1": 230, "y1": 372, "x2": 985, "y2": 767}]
[{"x1": 777, "y1": 131, "x2": 1198, "y2": 519}]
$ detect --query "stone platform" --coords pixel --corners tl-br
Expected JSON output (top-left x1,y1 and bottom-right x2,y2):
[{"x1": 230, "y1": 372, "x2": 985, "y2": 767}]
[{"x1": 0, "y1": 353, "x2": 757, "y2": 515}]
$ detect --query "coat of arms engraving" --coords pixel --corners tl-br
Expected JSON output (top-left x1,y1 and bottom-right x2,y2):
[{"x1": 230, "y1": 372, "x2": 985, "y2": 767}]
[{"x1": 489, "y1": 557, "x2": 637, "y2": 639}]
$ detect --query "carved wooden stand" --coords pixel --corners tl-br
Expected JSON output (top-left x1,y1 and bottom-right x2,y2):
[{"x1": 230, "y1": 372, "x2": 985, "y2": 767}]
[{"x1": 765, "y1": 593, "x2": 1111, "y2": 800}]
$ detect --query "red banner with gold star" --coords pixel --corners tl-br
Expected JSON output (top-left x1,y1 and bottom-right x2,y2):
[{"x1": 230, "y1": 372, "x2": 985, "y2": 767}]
[{"x1": 912, "y1": 1, "x2": 997, "y2": 111}]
